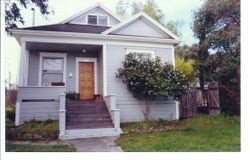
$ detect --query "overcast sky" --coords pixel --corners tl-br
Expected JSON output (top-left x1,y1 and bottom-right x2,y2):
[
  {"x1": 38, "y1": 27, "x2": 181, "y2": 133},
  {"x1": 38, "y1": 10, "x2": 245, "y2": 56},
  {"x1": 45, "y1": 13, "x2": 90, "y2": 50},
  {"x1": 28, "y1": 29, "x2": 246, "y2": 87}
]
[{"x1": 4, "y1": 0, "x2": 204, "y2": 85}]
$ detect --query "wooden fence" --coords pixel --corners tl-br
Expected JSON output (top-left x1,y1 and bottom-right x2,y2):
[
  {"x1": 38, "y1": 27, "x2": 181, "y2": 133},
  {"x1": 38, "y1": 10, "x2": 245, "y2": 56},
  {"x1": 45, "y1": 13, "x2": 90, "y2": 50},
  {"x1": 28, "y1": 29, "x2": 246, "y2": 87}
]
[
  {"x1": 179, "y1": 82, "x2": 220, "y2": 118},
  {"x1": 5, "y1": 89, "x2": 17, "y2": 107}
]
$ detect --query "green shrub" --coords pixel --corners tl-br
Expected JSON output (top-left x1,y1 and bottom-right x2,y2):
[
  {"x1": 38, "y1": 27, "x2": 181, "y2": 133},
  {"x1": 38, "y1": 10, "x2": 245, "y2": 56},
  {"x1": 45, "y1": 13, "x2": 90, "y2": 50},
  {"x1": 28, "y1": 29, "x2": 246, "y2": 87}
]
[
  {"x1": 6, "y1": 119, "x2": 59, "y2": 140},
  {"x1": 6, "y1": 105, "x2": 15, "y2": 122},
  {"x1": 66, "y1": 91, "x2": 80, "y2": 101}
]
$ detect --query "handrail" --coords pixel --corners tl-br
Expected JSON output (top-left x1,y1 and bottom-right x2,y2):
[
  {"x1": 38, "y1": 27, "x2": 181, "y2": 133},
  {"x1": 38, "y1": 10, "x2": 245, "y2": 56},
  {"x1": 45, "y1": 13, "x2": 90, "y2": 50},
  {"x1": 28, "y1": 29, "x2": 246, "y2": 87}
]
[{"x1": 104, "y1": 94, "x2": 121, "y2": 130}]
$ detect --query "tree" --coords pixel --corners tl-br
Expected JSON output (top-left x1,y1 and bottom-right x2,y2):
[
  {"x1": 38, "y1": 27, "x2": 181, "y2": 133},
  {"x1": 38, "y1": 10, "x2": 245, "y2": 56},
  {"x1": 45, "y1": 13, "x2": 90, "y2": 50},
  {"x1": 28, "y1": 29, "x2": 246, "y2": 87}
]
[
  {"x1": 175, "y1": 56, "x2": 196, "y2": 83},
  {"x1": 166, "y1": 20, "x2": 184, "y2": 37},
  {"x1": 193, "y1": 0, "x2": 240, "y2": 89},
  {"x1": 175, "y1": 44, "x2": 198, "y2": 60},
  {"x1": 116, "y1": 54, "x2": 187, "y2": 121},
  {"x1": 5, "y1": 0, "x2": 52, "y2": 34},
  {"x1": 116, "y1": 0, "x2": 130, "y2": 19}
]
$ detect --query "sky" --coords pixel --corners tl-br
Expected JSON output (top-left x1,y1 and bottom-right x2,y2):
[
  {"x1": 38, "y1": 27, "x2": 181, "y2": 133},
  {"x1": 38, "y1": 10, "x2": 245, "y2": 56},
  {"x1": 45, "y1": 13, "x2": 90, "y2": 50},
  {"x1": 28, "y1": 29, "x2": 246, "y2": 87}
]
[{"x1": 4, "y1": 0, "x2": 204, "y2": 85}]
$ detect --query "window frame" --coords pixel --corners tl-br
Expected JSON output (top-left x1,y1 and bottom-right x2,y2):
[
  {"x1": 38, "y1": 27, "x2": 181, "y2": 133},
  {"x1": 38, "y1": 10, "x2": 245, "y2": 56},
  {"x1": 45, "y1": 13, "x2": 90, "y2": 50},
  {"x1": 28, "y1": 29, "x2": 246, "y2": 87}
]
[
  {"x1": 125, "y1": 49, "x2": 155, "y2": 59},
  {"x1": 39, "y1": 52, "x2": 67, "y2": 87},
  {"x1": 87, "y1": 14, "x2": 109, "y2": 26}
]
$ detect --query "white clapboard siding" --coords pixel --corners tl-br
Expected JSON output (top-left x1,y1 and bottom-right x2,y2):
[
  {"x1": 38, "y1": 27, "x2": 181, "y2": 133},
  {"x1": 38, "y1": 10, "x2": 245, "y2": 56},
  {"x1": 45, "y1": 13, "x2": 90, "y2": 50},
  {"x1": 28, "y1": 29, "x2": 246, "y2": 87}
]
[
  {"x1": 17, "y1": 87, "x2": 65, "y2": 124},
  {"x1": 19, "y1": 102, "x2": 59, "y2": 123}
]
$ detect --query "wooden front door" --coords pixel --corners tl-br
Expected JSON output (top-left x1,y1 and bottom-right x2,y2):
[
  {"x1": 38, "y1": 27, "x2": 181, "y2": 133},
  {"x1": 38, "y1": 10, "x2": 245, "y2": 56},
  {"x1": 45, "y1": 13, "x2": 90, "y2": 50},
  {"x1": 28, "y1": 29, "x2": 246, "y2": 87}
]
[{"x1": 79, "y1": 62, "x2": 94, "y2": 100}]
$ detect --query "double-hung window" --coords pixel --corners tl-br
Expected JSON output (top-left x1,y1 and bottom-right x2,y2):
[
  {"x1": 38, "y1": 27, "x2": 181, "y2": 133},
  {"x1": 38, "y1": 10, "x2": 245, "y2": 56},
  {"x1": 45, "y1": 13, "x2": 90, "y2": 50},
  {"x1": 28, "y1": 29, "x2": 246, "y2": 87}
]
[
  {"x1": 87, "y1": 15, "x2": 108, "y2": 26},
  {"x1": 40, "y1": 53, "x2": 66, "y2": 86},
  {"x1": 126, "y1": 49, "x2": 155, "y2": 59}
]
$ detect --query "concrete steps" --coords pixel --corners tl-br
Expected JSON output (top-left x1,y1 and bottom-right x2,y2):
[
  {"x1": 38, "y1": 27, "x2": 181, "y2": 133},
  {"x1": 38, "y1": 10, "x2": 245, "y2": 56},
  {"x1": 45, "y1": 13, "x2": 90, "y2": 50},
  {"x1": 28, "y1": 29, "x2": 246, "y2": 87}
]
[{"x1": 66, "y1": 100, "x2": 113, "y2": 129}]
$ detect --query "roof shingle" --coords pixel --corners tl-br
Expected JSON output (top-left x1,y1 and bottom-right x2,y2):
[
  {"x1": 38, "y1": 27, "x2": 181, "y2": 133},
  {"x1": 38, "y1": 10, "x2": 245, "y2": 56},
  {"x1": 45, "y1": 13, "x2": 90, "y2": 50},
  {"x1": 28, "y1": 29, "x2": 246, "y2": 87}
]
[{"x1": 19, "y1": 23, "x2": 110, "y2": 34}]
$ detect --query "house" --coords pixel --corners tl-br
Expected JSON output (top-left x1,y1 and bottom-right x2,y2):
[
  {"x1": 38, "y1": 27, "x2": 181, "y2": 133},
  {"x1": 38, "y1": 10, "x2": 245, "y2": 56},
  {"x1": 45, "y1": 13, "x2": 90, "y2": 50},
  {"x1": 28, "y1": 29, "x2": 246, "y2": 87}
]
[{"x1": 11, "y1": 3, "x2": 180, "y2": 139}]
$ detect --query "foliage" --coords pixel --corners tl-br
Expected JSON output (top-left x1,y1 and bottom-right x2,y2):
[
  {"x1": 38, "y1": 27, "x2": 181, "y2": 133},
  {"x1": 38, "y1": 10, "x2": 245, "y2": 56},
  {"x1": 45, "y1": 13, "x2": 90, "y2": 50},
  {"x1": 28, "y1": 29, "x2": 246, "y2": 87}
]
[
  {"x1": 193, "y1": 0, "x2": 240, "y2": 89},
  {"x1": 5, "y1": 0, "x2": 52, "y2": 34},
  {"x1": 214, "y1": 55, "x2": 239, "y2": 88},
  {"x1": 66, "y1": 91, "x2": 80, "y2": 101},
  {"x1": 116, "y1": 115, "x2": 240, "y2": 151},
  {"x1": 175, "y1": 56, "x2": 196, "y2": 83},
  {"x1": 219, "y1": 84, "x2": 240, "y2": 115},
  {"x1": 6, "y1": 105, "x2": 15, "y2": 122},
  {"x1": 6, "y1": 119, "x2": 59, "y2": 140},
  {"x1": 116, "y1": 0, "x2": 130, "y2": 18},
  {"x1": 6, "y1": 144, "x2": 76, "y2": 152},
  {"x1": 121, "y1": 119, "x2": 187, "y2": 134},
  {"x1": 175, "y1": 44, "x2": 198, "y2": 60},
  {"x1": 165, "y1": 20, "x2": 184, "y2": 37},
  {"x1": 116, "y1": 54, "x2": 188, "y2": 120}
]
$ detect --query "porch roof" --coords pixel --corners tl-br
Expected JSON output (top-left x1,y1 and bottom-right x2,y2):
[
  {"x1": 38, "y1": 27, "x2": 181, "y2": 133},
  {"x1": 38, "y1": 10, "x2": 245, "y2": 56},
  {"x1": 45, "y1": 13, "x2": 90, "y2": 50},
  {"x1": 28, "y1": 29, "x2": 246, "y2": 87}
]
[{"x1": 18, "y1": 23, "x2": 110, "y2": 34}]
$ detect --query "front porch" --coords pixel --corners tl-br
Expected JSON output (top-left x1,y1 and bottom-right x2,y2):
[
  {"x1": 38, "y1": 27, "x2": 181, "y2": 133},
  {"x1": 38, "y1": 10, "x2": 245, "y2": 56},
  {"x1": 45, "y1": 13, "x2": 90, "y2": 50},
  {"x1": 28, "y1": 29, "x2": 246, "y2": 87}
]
[{"x1": 16, "y1": 41, "x2": 122, "y2": 139}]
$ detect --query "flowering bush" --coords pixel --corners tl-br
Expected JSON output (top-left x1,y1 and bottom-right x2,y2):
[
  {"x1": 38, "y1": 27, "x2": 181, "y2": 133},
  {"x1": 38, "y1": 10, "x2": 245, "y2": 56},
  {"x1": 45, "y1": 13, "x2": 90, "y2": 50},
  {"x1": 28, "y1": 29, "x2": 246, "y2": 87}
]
[{"x1": 116, "y1": 54, "x2": 188, "y2": 120}]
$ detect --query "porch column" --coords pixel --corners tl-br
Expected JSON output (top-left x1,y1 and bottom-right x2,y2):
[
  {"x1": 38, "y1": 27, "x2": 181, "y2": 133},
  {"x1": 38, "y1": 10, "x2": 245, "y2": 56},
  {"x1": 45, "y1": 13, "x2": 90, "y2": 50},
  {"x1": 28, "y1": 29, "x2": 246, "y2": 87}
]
[
  {"x1": 18, "y1": 40, "x2": 28, "y2": 86},
  {"x1": 59, "y1": 93, "x2": 66, "y2": 138},
  {"x1": 103, "y1": 44, "x2": 107, "y2": 96}
]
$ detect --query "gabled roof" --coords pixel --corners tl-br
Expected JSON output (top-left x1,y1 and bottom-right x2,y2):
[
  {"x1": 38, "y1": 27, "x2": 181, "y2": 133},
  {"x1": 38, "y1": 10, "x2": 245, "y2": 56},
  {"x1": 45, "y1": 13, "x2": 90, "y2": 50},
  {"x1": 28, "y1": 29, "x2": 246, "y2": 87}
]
[
  {"x1": 102, "y1": 12, "x2": 179, "y2": 40},
  {"x1": 19, "y1": 24, "x2": 110, "y2": 34},
  {"x1": 60, "y1": 3, "x2": 121, "y2": 24}
]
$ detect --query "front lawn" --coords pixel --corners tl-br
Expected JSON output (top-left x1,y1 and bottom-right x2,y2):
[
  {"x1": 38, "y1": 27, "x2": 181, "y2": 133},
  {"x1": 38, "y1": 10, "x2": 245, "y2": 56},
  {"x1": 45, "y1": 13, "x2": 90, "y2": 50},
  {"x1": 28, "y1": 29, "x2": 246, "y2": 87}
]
[
  {"x1": 6, "y1": 144, "x2": 76, "y2": 152},
  {"x1": 116, "y1": 115, "x2": 240, "y2": 152},
  {"x1": 6, "y1": 119, "x2": 59, "y2": 141}
]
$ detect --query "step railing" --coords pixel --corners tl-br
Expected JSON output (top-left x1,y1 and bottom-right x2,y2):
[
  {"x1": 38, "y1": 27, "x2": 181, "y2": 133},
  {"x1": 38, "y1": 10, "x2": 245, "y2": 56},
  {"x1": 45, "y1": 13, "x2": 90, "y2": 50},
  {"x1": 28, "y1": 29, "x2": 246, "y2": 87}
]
[{"x1": 104, "y1": 94, "x2": 121, "y2": 130}]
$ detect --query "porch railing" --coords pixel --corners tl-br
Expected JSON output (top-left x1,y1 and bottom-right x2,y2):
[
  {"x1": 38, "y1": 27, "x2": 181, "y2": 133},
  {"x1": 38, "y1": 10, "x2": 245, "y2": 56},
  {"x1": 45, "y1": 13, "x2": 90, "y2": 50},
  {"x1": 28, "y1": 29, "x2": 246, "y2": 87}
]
[
  {"x1": 15, "y1": 86, "x2": 66, "y2": 137},
  {"x1": 104, "y1": 94, "x2": 121, "y2": 130},
  {"x1": 17, "y1": 86, "x2": 66, "y2": 102}
]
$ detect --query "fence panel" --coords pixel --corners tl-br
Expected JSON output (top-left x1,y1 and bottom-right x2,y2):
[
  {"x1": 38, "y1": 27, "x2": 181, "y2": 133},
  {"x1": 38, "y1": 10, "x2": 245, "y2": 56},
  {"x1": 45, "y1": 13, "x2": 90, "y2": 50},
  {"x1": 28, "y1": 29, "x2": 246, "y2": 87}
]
[
  {"x1": 207, "y1": 82, "x2": 220, "y2": 115},
  {"x1": 180, "y1": 89, "x2": 197, "y2": 118},
  {"x1": 5, "y1": 89, "x2": 17, "y2": 107}
]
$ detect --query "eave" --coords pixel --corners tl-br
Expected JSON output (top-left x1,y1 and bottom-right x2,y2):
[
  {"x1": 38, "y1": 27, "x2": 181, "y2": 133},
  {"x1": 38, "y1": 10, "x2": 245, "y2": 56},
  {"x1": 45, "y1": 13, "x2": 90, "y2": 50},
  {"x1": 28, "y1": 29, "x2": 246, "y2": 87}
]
[{"x1": 10, "y1": 29, "x2": 181, "y2": 45}]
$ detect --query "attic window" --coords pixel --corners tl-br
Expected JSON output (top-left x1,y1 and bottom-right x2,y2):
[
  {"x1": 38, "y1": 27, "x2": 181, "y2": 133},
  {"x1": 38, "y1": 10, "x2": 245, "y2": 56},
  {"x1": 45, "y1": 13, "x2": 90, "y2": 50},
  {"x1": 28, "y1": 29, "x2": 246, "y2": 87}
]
[
  {"x1": 88, "y1": 15, "x2": 97, "y2": 25},
  {"x1": 87, "y1": 15, "x2": 108, "y2": 26}
]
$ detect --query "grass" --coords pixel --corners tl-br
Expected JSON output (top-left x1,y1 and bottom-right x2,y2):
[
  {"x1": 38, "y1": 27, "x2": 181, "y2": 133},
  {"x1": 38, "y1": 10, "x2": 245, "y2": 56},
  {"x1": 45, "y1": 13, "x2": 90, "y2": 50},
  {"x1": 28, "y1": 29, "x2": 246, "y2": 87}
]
[
  {"x1": 6, "y1": 144, "x2": 76, "y2": 152},
  {"x1": 116, "y1": 114, "x2": 240, "y2": 152},
  {"x1": 6, "y1": 119, "x2": 59, "y2": 140}
]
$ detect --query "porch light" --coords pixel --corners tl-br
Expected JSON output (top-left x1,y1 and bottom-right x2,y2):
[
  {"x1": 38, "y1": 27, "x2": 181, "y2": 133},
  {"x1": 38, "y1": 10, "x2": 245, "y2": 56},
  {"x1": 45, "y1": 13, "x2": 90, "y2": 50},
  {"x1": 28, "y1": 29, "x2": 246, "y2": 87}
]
[{"x1": 82, "y1": 49, "x2": 86, "y2": 53}]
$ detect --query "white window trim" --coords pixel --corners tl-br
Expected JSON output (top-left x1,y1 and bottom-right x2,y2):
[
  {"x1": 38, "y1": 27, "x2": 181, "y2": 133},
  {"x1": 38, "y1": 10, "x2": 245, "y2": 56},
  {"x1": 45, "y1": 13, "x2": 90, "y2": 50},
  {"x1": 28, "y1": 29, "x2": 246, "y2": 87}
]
[
  {"x1": 125, "y1": 48, "x2": 155, "y2": 59},
  {"x1": 87, "y1": 14, "x2": 109, "y2": 26},
  {"x1": 75, "y1": 57, "x2": 98, "y2": 94},
  {"x1": 38, "y1": 52, "x2": 67, "y2": 87}
]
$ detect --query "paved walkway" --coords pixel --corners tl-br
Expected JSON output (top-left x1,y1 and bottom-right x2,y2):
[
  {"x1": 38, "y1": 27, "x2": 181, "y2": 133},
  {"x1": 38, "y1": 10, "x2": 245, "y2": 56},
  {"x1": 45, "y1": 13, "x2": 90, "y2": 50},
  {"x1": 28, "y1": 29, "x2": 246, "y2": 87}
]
[
  {"x1": 63, "y1": 136, "x2": 123, "y2": 152},
  {"x1": 7, "y1": 136, "x2": 123, "y2": 152}
]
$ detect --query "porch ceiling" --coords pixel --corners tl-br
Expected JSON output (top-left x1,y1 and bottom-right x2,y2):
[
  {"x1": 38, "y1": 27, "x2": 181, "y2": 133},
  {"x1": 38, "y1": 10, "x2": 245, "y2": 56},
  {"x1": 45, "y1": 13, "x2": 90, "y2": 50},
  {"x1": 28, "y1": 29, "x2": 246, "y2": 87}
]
[{"x1": 26, "y1": 42, "x2": 102, "y2": 53}]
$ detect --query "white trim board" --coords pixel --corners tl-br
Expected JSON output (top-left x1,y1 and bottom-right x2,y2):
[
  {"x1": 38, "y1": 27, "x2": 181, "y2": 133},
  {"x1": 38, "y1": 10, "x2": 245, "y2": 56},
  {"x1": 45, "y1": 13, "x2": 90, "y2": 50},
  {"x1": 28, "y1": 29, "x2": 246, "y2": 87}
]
[
  {"x1": 38, "y1": 52, "x2": 67, "y2": 87},
  {"x1": 75, "y1": 57, "x2": 98, "y2": 95},
  {"x1": 12, "y1": 29, "x2": 180, "y2": 45}
]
